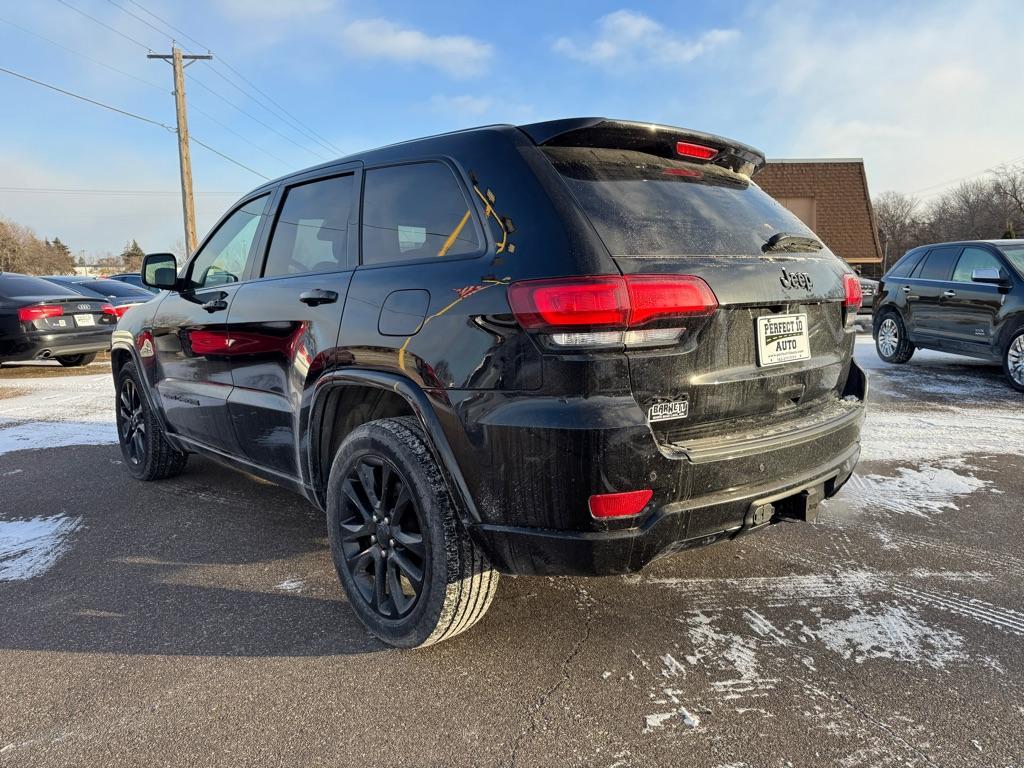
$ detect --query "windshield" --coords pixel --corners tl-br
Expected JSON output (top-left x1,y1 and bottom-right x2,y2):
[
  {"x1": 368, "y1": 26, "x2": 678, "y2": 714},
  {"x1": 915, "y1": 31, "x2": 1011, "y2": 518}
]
[
  {"x1": 1000, "y1": 245, "x2": 1024, "y2": 277},
  {"x1": 544, "y1": 146, "x2": 819, "y2": 257}
]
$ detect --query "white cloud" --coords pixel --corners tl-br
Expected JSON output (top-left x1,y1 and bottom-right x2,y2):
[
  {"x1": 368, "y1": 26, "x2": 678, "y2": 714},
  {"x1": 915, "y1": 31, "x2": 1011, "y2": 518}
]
[
  {"x1": 339, "y1": 19, "x2": 493, "y2": 78},
  {"x1": 740, "y1": 0, "x2": 1024, "y2": 197},
  {"x1": 553, "y1": 10, "x2": 738, "y2": 69}
]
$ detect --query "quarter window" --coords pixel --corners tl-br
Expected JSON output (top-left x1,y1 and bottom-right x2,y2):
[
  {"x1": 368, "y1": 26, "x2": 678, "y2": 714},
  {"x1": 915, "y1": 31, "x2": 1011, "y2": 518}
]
[
  {"x1": 189, "y1": 195, "x2": 268, "y2": 289},
  {"x1": 361, "y1": 163, "x2": 480, "y2": 266},
  {"x1": 952, "y1": 247, "x2": 1002, "y2": 282},
  {"x1": 887, "y1": 250, "x2": 924, "y2": 278},
  {"x1": 914, "y1": 246, "x2": 961, "y2": 281},
  {"x1": 263, "y1": 174, "x2": 355, "y2": 277}
]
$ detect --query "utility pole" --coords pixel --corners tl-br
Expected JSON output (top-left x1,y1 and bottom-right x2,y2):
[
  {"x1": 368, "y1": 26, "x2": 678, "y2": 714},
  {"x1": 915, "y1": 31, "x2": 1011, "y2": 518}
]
[{"x1": 148, "y1": 46, "x2": 213, "y2": 255}]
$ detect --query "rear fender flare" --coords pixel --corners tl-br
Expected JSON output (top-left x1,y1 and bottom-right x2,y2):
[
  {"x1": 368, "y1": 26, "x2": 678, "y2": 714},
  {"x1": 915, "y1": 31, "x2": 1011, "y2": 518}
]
[{"x1": 307, "y1": 371, "x2": 479, "y2": 525}]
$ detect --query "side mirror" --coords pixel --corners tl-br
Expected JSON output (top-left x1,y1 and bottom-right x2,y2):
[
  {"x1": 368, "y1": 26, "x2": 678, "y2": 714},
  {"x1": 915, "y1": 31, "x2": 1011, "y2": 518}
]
[
  {"x1": 972, "y1": 267, "x2": 1011, "y2": 287},
  {"x1": 142, "y1": 253, "x2": 179, "y2": 291}
]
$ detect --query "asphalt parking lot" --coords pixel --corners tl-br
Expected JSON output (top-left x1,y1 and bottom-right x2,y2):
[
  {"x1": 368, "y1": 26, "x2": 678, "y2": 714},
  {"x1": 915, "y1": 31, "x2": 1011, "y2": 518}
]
[{"x1": 1, "y1": 336, "x2": 1022, "y2": 768}]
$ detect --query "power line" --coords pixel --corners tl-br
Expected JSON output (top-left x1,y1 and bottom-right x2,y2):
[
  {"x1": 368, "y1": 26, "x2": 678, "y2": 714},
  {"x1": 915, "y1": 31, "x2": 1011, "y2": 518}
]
[
  {"x1": 911, "y1": 154, "x2": 1024, "y2": 199},
  {"x1": 0, "y1": 65, "x2": 270, "y2": 181},
  {"x1": 55, "y1": 0, "x2": 152, "y2": 51},
  {"x1": 0, "y1": 65, "x2": 172, "y2": 129},
  {"x1": 119, "y1": 0, "x2": 343, "y2": 156},
  {"x1": 0, "y1": 186, "x2": 240, "y2": 196}
]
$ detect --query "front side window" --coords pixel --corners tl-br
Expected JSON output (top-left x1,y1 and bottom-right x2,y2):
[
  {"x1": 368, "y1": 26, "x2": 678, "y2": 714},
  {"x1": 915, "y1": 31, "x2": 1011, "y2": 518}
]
[
  {"x1": 914, "y1": 246, "x2": 961, "y2": 281},
  {"x1": 953, "y1": 247, "x2": 1003, "y2": 282},
  {"x1": 264, "y1": 174, "x2": 355, "y2": 277},
  {"x1": 188, "y1": 195, "x2": 269, "y2": 289},
  {"x1": 361, "y1": 163, "x2": 481, "y2": 266}
]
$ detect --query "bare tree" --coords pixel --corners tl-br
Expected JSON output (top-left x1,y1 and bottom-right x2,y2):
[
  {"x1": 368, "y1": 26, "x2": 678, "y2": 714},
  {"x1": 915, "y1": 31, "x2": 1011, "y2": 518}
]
[
  {"x1": 992, "y1": 163, "x2": 1024, "y2": 235},
  {"x1": 872, "y1": 191, "x2": 919, "y2": 269}
]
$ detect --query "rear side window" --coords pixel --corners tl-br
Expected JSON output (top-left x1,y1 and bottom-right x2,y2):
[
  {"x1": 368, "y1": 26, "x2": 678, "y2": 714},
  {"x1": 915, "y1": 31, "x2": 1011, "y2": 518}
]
[
  {"x1": 544, "y1": 147, "x2": 817, "y2": 257},
  {"x1": 886, "y1": 250, "x2": 924, "y2": 278},
  {"x1": 914, "y1": 246, "x2": 961, "y2": 280},
  {"x1": 0, "y1": 275, "x2": 73, "y2": 299},
  {"x1": 952, "y1": 247, "x2": 1002, "y2": 282},
  {"x1": 264, "y1": 174, "x2": 355, "y2": 277},
  {"x1": 361, "y1": 162, "x2": 481, "y2": 266}
]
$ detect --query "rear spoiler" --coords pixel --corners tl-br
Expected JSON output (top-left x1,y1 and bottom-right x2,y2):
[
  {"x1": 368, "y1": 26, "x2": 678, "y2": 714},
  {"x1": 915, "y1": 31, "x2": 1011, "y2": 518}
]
[{"x1": 518, "y1": 117, "x2": 765, "y2": 177}]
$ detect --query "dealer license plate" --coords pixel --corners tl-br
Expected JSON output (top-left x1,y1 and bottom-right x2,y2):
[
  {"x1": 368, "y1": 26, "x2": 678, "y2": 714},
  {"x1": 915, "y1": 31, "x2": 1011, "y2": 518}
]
[
  {"x1": 756, "y1": 313, "x2": 810, "y2": 367},
  {"x1": 75, "y1": 314, "x2": 96, "y2": 327}
]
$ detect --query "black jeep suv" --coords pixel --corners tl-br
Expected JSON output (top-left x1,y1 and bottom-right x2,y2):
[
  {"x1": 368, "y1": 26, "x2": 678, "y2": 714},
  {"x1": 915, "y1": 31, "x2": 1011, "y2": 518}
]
[
  {"x1": 873, "y1": 239, "x2": 1024, "y2": 390},
  {"x1": 111, "y1": 118, "x2": 866, "y2": 647}
]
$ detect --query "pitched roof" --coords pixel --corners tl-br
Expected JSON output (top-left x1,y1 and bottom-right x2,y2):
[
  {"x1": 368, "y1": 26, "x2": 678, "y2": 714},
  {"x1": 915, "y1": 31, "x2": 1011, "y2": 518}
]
[{"x1": 755, "y1": 159, "x2": 884, "y2": 266}]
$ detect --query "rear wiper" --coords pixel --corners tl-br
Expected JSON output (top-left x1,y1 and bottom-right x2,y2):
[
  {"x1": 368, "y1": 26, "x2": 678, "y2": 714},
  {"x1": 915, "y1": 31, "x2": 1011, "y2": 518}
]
[{"x1": 761, "y1": 232, "x2": 824, "y2": 254}]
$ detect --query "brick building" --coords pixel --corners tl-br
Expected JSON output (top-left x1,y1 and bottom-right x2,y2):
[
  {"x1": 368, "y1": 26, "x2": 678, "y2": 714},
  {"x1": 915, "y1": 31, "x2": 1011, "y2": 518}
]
[{"x1": 755, "y1": 159, "x2": 885, "y2": 278}]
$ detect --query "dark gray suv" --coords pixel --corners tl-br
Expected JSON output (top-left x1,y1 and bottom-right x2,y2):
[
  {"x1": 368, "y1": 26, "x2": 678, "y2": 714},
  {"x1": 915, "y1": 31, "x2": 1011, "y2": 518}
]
[{"x1": 873, "y1": 239, "x2": 1024, "y2": 390}]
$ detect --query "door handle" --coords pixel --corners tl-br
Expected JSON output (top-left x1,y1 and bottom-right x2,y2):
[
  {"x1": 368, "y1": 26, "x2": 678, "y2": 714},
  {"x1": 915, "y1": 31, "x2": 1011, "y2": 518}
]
[
  {"x1": 201, "y1": 298, "x2": 228, "y2": 313},
  {"x1": 299, "y1": 289, "x2": 338, "y2": 306},
  {"x1": 942, "y1": 289, "x2": 956, "y2": 298},
  {"x1": 901, "y1": 285, "x2": 912, "y2": 293}
]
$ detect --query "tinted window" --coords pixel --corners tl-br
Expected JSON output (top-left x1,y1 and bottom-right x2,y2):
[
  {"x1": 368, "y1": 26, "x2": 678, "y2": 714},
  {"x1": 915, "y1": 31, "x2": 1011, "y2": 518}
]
[
  {"x1": 264, "y1": 174, "x2": 354, "y2": 277},
  {"x1": 545, "y1": 147, "x2": 817, "y2": 257},
  {"x1": 362, "y1": 163, "x2": 480, "y2": 266},
  {"x1": 72, "y1": 279, "x2": 152, "y2": 298},
  {"x1": 189, "y1": 195, "x2": 269, "y2": 289},
  {"x1": 1001, "y1": 245, "x2": 1024, "y2": 277},
  {"x1": 952, "y1": 247, "x2": 1003, "y2": 282},
  {"x1": 887, "y1": 250, "x2": 924, "y2": 278},
  {"x1": 914, "y1": 246, "x2": 961, "y2": 280},
  {"x1": 0, "y1": 275, "x2": 74, "y2": 299}
]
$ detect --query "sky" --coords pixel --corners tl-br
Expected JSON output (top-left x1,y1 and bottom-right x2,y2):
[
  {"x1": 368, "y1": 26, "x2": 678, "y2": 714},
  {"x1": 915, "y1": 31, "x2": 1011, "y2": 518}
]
[{"x1": 0, "y1": 0, "x2": 1022, "y2": 258}]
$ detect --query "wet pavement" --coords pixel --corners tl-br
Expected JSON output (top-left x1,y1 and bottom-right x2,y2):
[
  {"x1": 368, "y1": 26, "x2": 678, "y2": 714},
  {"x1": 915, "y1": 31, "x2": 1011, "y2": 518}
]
[{"x1": 0, "y1": 339, "x2": 1021, "y2": 767}]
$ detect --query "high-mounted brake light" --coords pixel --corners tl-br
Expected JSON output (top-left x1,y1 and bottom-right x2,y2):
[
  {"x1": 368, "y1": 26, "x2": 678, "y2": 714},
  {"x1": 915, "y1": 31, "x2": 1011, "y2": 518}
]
[
  {"x1": 589, "y1": 489, "x2": 654, "y2": 519},
  {"x1": 18, "y1": 304, "x2": 63, "y2": 322},
  {"x1": 676, "y1": 141, "x2": 718, "y2": 160},
  {"x1": 842, "y1": 274, "x2": 863, "y2": 311}
]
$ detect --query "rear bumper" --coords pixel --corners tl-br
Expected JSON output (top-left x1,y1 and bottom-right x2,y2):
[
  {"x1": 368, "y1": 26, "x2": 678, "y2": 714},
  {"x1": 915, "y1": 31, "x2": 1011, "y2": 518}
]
[
  {"x1": 471, "y1": 440, "x2": 859, "y2": 576},
  {"x1": 458, "y1": 359, "x2": 867, "y2": 576},
  {"x1": 1, "y1": 329, "x2": 112, "y2": 362}
]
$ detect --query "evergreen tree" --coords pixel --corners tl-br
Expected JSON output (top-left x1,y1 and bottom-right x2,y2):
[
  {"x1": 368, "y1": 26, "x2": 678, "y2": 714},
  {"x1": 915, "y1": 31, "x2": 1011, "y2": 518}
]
[{"x1": 119, "y1": 239, "x2": 146, "y2": 272}]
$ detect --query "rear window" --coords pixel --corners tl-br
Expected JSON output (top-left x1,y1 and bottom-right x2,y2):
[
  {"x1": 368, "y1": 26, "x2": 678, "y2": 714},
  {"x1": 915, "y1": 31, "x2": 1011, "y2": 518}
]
[
  {"x1": 71, "y1": 279, "x2": 152, "y2": 298},
  {"x1": 544, "y1": 147, "x2": 818, "y2": 257},
  {"x1": 886, "y1": 250, "x2": 924, "y2": 278},
  {"x1": 0, "y1": 275, "x2": 74, "y2": 299}
]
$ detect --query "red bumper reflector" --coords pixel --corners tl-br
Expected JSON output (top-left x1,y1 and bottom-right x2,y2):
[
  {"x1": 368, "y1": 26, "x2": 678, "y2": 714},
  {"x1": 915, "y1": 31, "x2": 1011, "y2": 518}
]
[
  {"x1": 842, "y1": 274, "x2": 863, "y2": 311},
  {"x1": 589, "y1": 489, "x2": 654, "y2": 519}
]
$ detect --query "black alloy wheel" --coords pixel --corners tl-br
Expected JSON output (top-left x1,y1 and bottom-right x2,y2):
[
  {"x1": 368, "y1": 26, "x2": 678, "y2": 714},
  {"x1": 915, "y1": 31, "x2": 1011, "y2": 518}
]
[
  {"x1": 118, "y1": 376, "x2": 146, "y2": 466},
  {"x1": 338, "y1": 455, "x2": 427, "y2": 618}
]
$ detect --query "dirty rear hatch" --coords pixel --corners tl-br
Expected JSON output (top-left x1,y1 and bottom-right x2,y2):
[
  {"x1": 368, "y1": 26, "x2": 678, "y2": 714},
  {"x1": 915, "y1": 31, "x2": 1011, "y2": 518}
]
[{"x1": 540, "y1": 137, "x2": 860, "y2": 446}]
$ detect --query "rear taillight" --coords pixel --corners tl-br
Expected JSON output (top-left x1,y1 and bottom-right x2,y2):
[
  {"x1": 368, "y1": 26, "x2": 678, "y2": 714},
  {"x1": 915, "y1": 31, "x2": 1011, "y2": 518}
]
[
  {"x1": 101, "y1": 304, "x2": 118, "y2": 316},
  {"x1": 842, "y1": 274, "x2": 863, "y2": 311},
  {"x1": 589, "y1": 489, "x2": 654, "y2": 519},
  {"x1": 18, "y1": 304, "x2": 63, "y2": 322},
  {"x1": 507, "y1": 275, "x2": 718, "y2": 348}
]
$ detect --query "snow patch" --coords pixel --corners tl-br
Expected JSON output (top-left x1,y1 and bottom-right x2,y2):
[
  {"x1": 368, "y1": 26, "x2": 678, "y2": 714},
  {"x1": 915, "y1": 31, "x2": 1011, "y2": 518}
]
[
  {"x1": 807, "y1": 603, "x2": 967, "y2": 668},
  {"x1": 274, "y1": 578, "x2": 304, "y2": 592},
  {"x1": 0, "y1": 421, "x2": 118, "y2": 455},
  {"x1": 0, "y1": 515, "x2": 83, "y2": 581},
  {"x1": 843, "y1": 466, "x2": 988, "y2": 518}
]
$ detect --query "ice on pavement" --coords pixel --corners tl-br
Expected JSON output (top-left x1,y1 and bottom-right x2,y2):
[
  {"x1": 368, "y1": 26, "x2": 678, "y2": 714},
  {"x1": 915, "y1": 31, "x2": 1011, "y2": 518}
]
[
  {"x1": 0, "y1": 515, "x2": 83, "y2": 581},
  {"x1": 0, "y1": 372, "x2": 116, "y2": 456}
]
